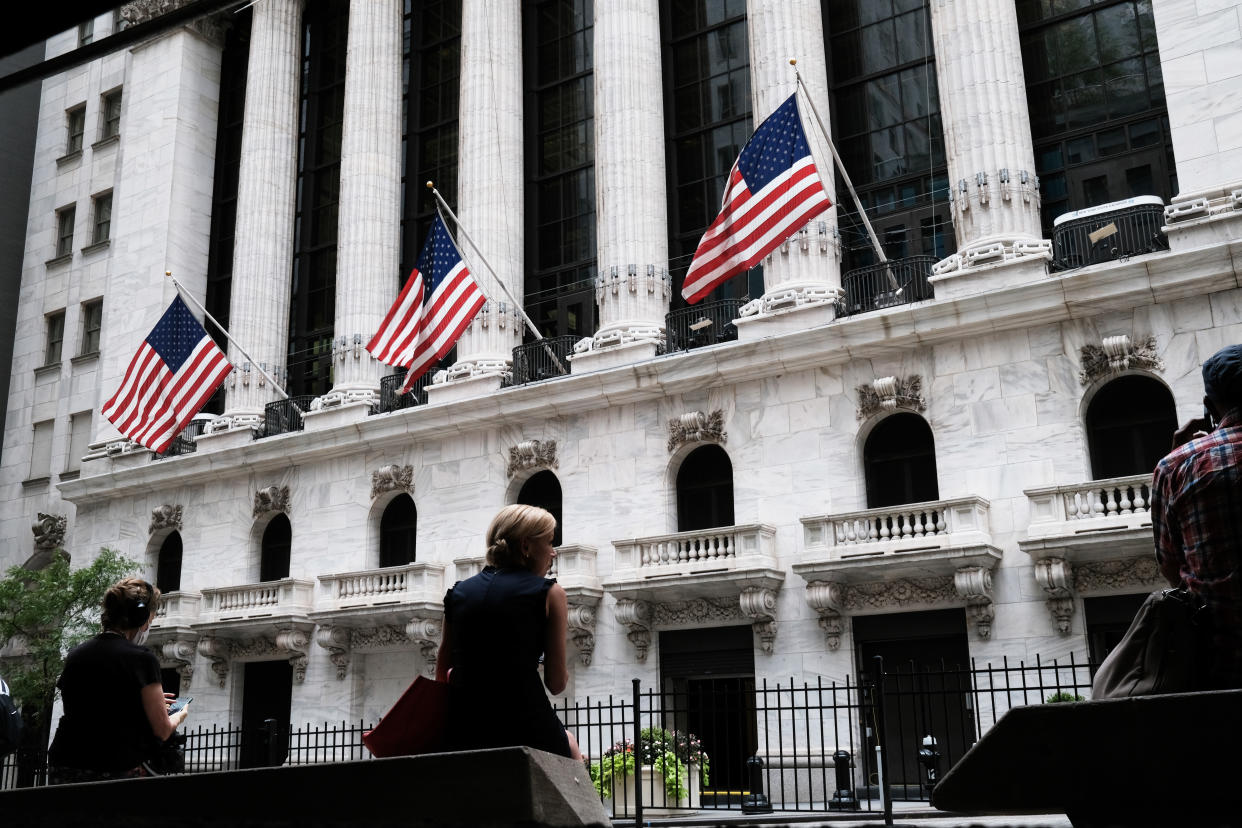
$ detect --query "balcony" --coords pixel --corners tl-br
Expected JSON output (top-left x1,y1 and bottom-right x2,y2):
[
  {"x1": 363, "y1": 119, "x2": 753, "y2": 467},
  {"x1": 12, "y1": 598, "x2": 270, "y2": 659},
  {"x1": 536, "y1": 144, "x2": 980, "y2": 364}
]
[
  {"x1": 665, "y1": 299, "x2": 744, "y2": 353},
  {"x1": 151, "y1": 590, "x2": 202, "y2": 631},
  {"x1": 837, "y1": 256, "x2": 935, "y2": 318},
  {"x1": 1050, "y1": 196, "x2": 1169, "y2": 272},
  {"x1": 374, "y1": 367, "x2": 436, "y2": 414},
  {"x1": 510, "y1": 336, "x2": 575, "y2": 385},
  {"x1": 196, "y1": 578, "x2": 314, "y2": 635},
  {"x1": 260, "y1": 395, "x2": 315, "y2": 438},
  {"x1": 313, "y1": 562, "x2": 445, "y2": 625},
  {"x1": 1021, "y1": 473, "x2": 1154, "y2": 561}
]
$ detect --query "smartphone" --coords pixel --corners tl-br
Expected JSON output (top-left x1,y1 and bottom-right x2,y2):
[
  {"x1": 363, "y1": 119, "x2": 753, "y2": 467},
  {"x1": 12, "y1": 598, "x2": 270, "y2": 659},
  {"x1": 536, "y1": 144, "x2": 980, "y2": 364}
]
[
  {"x1": 168, "y1": 696, "x2": 192, "y2": 714},
  {"x1": 1204, "y1": 406, "x2": 1217, "y2": 431}
]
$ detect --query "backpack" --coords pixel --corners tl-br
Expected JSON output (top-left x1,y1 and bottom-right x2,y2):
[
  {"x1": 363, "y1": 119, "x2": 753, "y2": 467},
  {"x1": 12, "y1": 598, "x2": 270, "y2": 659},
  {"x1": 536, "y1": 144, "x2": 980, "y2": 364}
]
[
  {"x1": 1091, "y1": 587, "x2": 1212, "y2": 698},
  {"x1": 0, "y1": 678, "x2": 21, "y2": 757}
]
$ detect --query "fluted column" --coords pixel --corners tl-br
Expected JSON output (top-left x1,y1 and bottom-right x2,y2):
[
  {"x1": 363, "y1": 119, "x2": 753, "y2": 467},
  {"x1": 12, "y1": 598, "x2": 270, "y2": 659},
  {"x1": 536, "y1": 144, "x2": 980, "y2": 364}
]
[
  {"x1": 437, "y1": 0, "x2": 524, "y2": 386},
  {"x1": 928, "y1": 0, "x2": 1049, "y2": 273},
  {"x1": 572, "y1": 0, "x2": 669, "y2": 367},
  {"x1": 316, "y1": 0, "x2": 403, "y2": 411},
  {"x1": 742, "y1": 0, "x2": 840, "y2": 320},
  {"x1": 213, "y1": 0, "x2": 303, "y2": 430}
]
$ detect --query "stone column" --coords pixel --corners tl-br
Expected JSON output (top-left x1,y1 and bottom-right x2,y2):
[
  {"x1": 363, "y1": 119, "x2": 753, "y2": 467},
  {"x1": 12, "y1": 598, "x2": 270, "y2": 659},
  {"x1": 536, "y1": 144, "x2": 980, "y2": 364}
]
[
  {"x1": 570, "y1": 0, "x2": 669, "y2": 372},
  {"x1": 310, "y1": 0, "x2": 402, "y2": 419},
  {"x1": 926, "y1": 0, "x2": 1050, "y2": 292},
  {"x1": 210, "y1": 0, "x2": 303, "y2": 433},
  {"x1": 734, "y1": 0, "x2": 841, "y2": 340},
  {"x1": 426, "y1": 0, "x2": 523, "y2": 403}
]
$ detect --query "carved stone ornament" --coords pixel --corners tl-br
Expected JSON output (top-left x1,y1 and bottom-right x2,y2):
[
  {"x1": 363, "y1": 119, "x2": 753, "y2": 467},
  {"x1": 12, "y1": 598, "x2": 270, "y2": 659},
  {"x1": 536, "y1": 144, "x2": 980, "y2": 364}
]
[
  {"x1": 253, "y1": 485, "x2": 290, "y2": 518},
  {"x1": 805, "y1": 581, "x2": 847, "y2": 650},
  {"x1": 371, "y1": 464, "x2": 414, "y2": 500},
  {"x1": 1034, "y1": 557, "x2": 1075, "y2": 635},
  {"x1": 32, "y1": 513, "x2": 67, "y2": 551},
  {"x1": 197, "y1": 636, "x2": 231, "y2": 688},
  {"x1": 350, "y1": 625, "x2": 410, "y2": 650},
  {"x1": 652, "y1": 597, "x2": 742, "y2": 626},
  {"x1": 667, "y1": 410, "x2": 727, "y2": 453},
  {"x1": 119, "y1": 0, "x2": 227, "y2": 43},
  {"x1": 160, "y1": 637, "x2": 198, "y2": 690},
  {"x1": 149, "y1": 504, "x2": 183, "y2": 535},
  {"x1": 406, "y1": 617, "x2": 443, "y2": 678},
  {"x1": 614, "y1": 598, "x2": 653, "y2": 662},
  {"x1": 507, "y1": 440, "x2": 559, "y2": 479},
  {"x1": 740, "y1": 587, "x2": 779, "y2": 654},
  {"x1": 856, "y1": 375, "x2": 926, "y2": 421},
  {"x1": 837, "y1": 576, "x2": 958, "y2": 612},
  {"x1": 567, "y1": 599, "x2": 599, "y2": 667},
  {"x1": 1073, "y1": 556, "x2": 1162, "y2": 594},
  {"x1": 1078, "y1": 335, "x2": 1162, "y2": 386},
  {"x1": 316, "y1": 626, "x2": 351, "y2": 680},
  {"x1": 954, "y1": 566, "x2": 996, "y2": 639}
]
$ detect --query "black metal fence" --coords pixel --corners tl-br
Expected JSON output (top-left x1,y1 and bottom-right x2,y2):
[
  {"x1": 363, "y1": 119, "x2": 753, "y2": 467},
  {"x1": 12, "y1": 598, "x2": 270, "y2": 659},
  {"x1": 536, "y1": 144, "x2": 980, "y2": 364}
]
[
  {"x1": 511, "y1": 336, "x2": 576, "y2": 385},
  {"x1": 260, "y1": 395, "x2": 315, "y2": 438},
  {"x1": 665, "y1": 299, "x2": 745, "y2": 353},
  {"x1": 838, "y1": 256, "x2": 936, "y2": 318},
  {"x1": 375, "y1": 367, "x2": 438, "y2": 413},
  {"x1": 152, "y1": 432, "x2": 197, "y2": 459},
  {"x1": 1051, "y1": 201, "x2": 1169, "y2": 272}
]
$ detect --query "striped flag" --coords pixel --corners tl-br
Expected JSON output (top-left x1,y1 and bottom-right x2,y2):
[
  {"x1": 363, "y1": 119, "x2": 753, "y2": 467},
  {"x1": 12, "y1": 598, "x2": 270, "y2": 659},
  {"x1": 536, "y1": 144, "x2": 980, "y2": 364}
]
[
  {"x1": 367, "y1": 214, "x2": 486, "y2": 393},
  {"x1": 101, "y1": 295, "x2": 232, "y2": 453},
  {"x1": 681, "y1": 93, "x2": 832, "y2": 304}
]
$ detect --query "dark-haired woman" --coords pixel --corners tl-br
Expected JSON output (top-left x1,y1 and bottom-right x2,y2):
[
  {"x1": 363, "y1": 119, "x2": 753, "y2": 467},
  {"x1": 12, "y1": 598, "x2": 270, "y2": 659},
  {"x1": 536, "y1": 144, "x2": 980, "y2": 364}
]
[
  {"x1": 435, "y1": 504, "x2": 582, "y2": 759},
  {"x1": 48, "y1": 577, "x2": 190, "y2": 783}
]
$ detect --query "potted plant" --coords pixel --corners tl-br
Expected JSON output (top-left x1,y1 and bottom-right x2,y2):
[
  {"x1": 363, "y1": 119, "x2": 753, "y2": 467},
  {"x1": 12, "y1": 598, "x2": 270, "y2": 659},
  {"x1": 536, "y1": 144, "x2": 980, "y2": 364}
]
[{"x1": 589, "y1": 728, "x2": 709, "y2": 814}]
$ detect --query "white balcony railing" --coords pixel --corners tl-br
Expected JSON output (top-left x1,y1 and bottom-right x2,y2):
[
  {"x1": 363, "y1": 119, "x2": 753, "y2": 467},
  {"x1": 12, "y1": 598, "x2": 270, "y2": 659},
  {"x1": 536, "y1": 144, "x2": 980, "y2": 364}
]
[
  {"x1": 1025, "y1": 474, "x2": 1153, "y2": 540},
  {"x1": 151, "y1": 591, "x2": 201, "y2": 627},
  {"x1": 801, "y1": 497, "x2": 991, "y2": 559},
  {"x1": 317, "y1": 563, "x2": 444, "y2": 612},
  {"x1": 612, "y1": 524, "x2": 777, "y2": 576},
  {"x1": 200, "y1": 578, "x2": 314, "y2": 620}
]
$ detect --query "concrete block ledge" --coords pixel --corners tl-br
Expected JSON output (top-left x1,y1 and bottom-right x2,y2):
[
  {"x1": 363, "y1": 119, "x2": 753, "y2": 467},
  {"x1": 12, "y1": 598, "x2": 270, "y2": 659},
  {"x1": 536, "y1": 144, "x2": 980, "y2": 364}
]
[{"x1": 0, "y1": 747, "x2": 609, "y2": 828}]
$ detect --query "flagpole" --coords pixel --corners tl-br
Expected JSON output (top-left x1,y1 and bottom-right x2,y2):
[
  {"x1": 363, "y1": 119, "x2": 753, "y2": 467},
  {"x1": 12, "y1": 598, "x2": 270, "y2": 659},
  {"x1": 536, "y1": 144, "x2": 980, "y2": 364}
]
[
  {"x1": 425, "y1": 182, "x2": 568, "y2": 376},
  {"x1": 790, "y1": 60, "x2": 901, "y2": 293},
  {"x1": 164, "y1": 271, "x2": 304, "y2": 415}
]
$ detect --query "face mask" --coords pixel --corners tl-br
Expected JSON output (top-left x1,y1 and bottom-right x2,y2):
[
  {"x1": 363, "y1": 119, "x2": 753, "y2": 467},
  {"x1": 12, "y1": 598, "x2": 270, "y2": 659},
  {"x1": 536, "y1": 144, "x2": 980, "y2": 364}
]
[{"x1": 132, "y1": 628, "x2": 150, "y2": 646}]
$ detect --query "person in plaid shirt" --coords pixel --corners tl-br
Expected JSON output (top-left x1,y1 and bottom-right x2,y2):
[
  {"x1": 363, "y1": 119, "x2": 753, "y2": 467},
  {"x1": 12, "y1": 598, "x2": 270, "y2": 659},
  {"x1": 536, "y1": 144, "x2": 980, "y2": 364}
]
[{"x1": 1152, "y1": 343, "x2": 1242, "y2": 689}]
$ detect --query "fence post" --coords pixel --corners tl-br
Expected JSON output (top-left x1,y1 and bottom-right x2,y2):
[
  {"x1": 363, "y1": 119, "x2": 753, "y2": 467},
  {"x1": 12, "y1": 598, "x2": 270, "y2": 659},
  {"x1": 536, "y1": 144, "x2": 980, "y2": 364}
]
[
  {"x1": 872, "y1": 655, "x2": 893, "y2": 828},
  {"x1": 263, "y1": 718, "x2": 280, "y2": 768},
  {"x1": 632, "y1": 678, "x2": 642, "y2": 828}
]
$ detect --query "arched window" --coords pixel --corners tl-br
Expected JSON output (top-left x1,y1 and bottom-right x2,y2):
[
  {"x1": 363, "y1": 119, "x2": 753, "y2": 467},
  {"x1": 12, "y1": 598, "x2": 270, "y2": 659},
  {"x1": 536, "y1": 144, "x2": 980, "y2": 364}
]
[
  {"x1": 517, "y1": 470, "x2": 563, "y2": 546},
  {"x1": 156, "y1": 531, "x2": 183, "y2": 593},
  {"x1": 260, "y1": 514, "x2": 292, "y2": 582},
  {"x1": 379, "y1": 494, "x2": 418, "y2": 568},
  {"x1": 1086, "y1": 375, "x2": 1177, "y2": 479},
  {"x1": 864, "y1": 413, "x2": 940, "y2": 508},
  {"x1": 676, "y1": 445, "x2": 734, "y2": 532}
]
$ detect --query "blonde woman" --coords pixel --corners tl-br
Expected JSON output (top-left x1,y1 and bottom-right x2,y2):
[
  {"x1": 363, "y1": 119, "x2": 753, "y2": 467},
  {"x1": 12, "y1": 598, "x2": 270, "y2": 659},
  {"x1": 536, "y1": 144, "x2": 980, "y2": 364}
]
[{"x1": 436, "y1": 505, "x2": 581, "y2": 760}]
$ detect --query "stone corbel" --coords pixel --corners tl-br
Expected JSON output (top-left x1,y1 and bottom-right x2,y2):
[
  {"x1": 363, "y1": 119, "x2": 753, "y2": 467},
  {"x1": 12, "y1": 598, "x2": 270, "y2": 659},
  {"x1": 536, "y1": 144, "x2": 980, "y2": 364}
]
[
  {"x1": 253, "y1": 485, "x2": 290, "y2": 518},
  {"x1": 507, "y1": 440, "x2": 558, "y2": 479},
  {"x1": 804, "y1": 581, "x2": 846, "y2": 650},
  {"x1": 954, "y1": 566, "x2": 995, "y2": 639},
  {"x1": 197, "y1": 636, "x2": 231, "y2": 688},
  {"x1": 405, "y1": 617, "x2": 442, "y2": 678},
  {"x1": 1078, "y1": 335, "x2": 1162, "y2": 386},
  {"x1": 161, "y1": 637, "x2": 198, "y2": 689},
  {"x1": 566, "y1": 598, "x2": 599, "y2": 667},
  {"x1": 614, "y1": 598, "x2": 652, "y2": 662},
  {"x1": 856, "y1": 376, "x2": 926, "y2": 421},
  {"x1": 740, "y1": 587, "x2": 779, "y2": 654},
  {"x1": 275, "y1": 629, "x2": 312, "y2": 683},
  {"x1": 1034, "y1": 557, "x2": 1075, "y2": 635},
  {"x1": 667, "y1": 410, "x2": 727, "y2": 453},
  {"x1": 149, "y1": 504, "x2": 183, "y2": 535},
  {"x1": 316, "y1": 626, "x2": 351, "y2": 680},
  {"x1": 371, "y1": 464, "x2": 414, "y2": 500}
]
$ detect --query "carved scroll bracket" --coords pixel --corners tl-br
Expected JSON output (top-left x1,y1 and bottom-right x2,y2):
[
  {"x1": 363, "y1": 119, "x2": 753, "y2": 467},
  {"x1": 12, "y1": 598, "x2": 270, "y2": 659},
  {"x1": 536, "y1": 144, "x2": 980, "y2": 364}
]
[
  {"x1": 567, "y1": 597, "x2": 600, "y2": 667},
  {"x1": 197, "y1": 636, "x2": 231, "y2": 688},
  {"x1": 315, "y1": 626, "x2": 352, "y2": 680},
  {"x1": 614, "y1": 598, "x2": 653, "y2": 662},
  {"x1": 805, "y1": 581, "x2": 846, "y2": 650},
  {"x1": 406, "y1": 617, "x2": 443, "y2": 678},
  {"x1": 160, "y1": 636, "x2": 198, "y2": 690},
  {"x1": 954, "y1": 566, "x2": 996, "y2": 639},
  {"x1": 32, "y1": 513, "x2": 67, "y2": 551},
  {"x1": 1034, "y1": 557, "x2": 1075, "y2": 635},
  {"x1": 740, "y1": 587, "x2": 779, "y2": 654}
]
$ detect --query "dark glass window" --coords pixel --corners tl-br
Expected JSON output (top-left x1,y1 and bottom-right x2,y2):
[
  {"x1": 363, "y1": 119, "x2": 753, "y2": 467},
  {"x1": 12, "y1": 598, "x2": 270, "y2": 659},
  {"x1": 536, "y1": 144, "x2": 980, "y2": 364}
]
[
  {"x1": 824, "y1": 0, "x2": 953, "y2": 272},
  {"x1": 1085, "y1": 374, "x2": 1176, "y2": 478},
  {"x1": 864, "y1": 412, "x2": 939, "y2": 508},
  {"x1": 288, "y1": 0, "x2": 349, "y2": 397},
  {"x1": 379, "y1": 494, "x2": 418, "y2": 567},
  {"x1": 156, "y1": 531, "x2": 183, "y2": 593},
  {"x1": 676, "y1": 444, "x2": 735, "y2": 531},
  {"x1": 663, "y1": 0, "x2": 754, "y2": 306},
  {"x1": 516, "y1": 469, "x2": 564, "y2": 546},
  {"x1": 204, "y1": 10, "x2": 251, "y2": 414},
  {"x1": 80, "y1": 300, "x2": 102, "y2": 355},
  {"x1": 1018, "y1": 0, "x2": 1175, "y2": 232},
  {"x1": 523, "y1": 0, "x2": 596, "y2": 339},
  {"x1": 260, "y1": 514, "x2": 292, "y2": 582},
  {"x1": 66, "y1": 105, "x2": 85, "y2": 155}
]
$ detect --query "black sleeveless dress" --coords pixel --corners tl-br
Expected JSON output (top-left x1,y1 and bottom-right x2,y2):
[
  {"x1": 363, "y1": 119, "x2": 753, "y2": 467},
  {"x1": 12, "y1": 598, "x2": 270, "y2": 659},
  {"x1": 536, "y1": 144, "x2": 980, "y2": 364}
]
[{"x1": 442, "y1": 566, "x2": 571, "y2": 757}]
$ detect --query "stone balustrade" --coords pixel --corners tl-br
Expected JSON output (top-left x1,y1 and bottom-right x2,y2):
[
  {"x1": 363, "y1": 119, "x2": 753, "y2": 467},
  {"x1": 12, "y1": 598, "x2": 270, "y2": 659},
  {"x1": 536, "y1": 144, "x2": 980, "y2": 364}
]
[
  {"x1": 152, "y1": 590, "x2": 202, "y2": 626},
  {"x1": 200, "y1": 578, "x2": 314, "y2": 620},
  {"x1": 801, "y1": 497, "x2": 992, "y2": 558},
  {"x1": 317, "y1": 562, "x2": 445, "y2": 611},
  {"x1": 612, "y1": 524, "x2": 777, "y2": 576},
  {"x1": 1024, "y1": 474, "x2": 1153, "y2": 539}
]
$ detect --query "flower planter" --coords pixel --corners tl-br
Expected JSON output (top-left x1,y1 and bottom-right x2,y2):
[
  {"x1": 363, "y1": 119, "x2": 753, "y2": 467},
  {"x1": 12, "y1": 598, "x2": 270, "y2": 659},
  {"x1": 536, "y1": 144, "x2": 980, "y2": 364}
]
[{"x1": 604, "y1": 765, "x2": 689, "y2": 816}]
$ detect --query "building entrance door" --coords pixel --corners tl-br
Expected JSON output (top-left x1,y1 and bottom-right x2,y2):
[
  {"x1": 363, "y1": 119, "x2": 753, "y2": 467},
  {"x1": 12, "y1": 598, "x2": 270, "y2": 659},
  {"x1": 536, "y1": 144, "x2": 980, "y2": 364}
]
[{"x1": 239, "y1": 660, "x2": 293, "y2": 769}]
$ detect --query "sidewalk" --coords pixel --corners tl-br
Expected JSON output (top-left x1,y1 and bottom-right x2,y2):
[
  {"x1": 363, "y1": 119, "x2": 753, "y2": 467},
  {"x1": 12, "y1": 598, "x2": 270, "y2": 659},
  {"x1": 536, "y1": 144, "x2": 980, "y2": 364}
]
[{"x1": 617, "y1": 809, "x2": 1071, "y2": 828}]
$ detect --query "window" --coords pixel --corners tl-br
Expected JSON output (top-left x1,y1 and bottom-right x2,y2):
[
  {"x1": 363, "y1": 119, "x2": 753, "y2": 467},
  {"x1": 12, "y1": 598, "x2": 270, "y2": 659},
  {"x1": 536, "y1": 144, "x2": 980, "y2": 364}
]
[
  {"x1": 56, "y1": 205, "x2": 75, "y2": 258},
  {"x1": 101, "y1": 89, "x2": 122, "y2": 140},
  {"x1": 379, "y1": 495, "x2": 418, "y2": 567},
  {"x1": 30, "y1": 420, "x2": 54, "y2": 480},
  {"x1": 65, "y1": 411, "x2": 92, "y2": 473},
  {"x1": 259, "y1": 513, "x2": 292, "y2": 582},
  {"x1": 157, "y1": 531, "x2": 183, "y2": 593},
  {"x1": 66, "y1": 105, "x2": 85, "y2": 155},
  {"x1": 516, "y1": 470, "x2": 563, "y2": 546},
  {"x1": 113, "y1": 9, "x2": 129, "y2": 33},
  {"x1": 80, "y1": 300, "x2": 103, "y2": 355},
  {"x1": 1085, "y1": 374, "x2": 1177, "y2": 479},
  {"x1": 863, "y1": 412, "x2": 940, "y2": 508},
  {"x1": 91, "y1": 193, "x2": 112, "y2": 245},
  {"x1": 45, "y1": 311, "x2": 65, "y2": 364},
  {"x1": 676, "y1": 444, "x2": 735, "y2": 532},
  {"x1": 79, "y1": 19, "x2": 94, "y2": 47}
]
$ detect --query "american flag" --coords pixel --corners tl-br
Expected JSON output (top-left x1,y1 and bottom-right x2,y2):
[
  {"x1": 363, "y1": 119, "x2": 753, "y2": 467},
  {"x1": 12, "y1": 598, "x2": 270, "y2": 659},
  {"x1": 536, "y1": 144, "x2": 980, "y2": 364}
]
[
  {"x1": 681, "y1": 93, "x2": 832, "y2": 304},
  {"x1": 367, "y1": 214, "x2": 486, "y2": 392},
  {"x1": 101, "y1": 295, "x2": 232, "y2": 453}
]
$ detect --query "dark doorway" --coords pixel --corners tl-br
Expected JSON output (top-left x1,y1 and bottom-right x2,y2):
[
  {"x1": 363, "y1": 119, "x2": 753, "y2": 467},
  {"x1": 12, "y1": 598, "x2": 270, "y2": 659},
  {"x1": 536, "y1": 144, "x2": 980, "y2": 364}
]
[
  {"x1": 160, "y1": 667, "x2": 181, "y2": 698},
  {"x1": 156, "y1": 531, "x2": 183, "y2": 593},
  {"x1": 1086, "y1": 375, "x2": 1177, "y2": 479},
  {"x1": 379, "y1": 494, "x2": 417, "y2": 567},
  {"x1": 660, "y1": 626, "x2": 756, "y2": 800},
  {"x1": 864, "y1": 413, "x2": 939, "y2": 508},
  {"x1": 1084, "y1": 593, "x2": 1147, "y2": 665},
  {"x1": 676, "y1": 445, "x2": 734, "y2": 532},
  {"x1": 239, "y1": 660, "x2": 293, "y2": 769},
  {"x1": 517, "y1": 470, "x2": 563, "y2": 546},
  {"x1": 854, "y1": 610, "x2": 973, "y2": 799},
  {"x1": 259, "y1": 514, "x2": 291, "y2": 582}
]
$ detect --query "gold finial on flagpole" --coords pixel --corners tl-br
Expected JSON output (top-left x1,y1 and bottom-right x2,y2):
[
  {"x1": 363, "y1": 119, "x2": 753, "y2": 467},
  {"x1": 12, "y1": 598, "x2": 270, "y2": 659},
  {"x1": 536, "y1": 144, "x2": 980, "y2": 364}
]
[
  {"x1": 425, "y1": 180, "x2": 434, "y2": 189},
  {"x1": 789, "y1": 58, "x2": 797, "y2": 65}
]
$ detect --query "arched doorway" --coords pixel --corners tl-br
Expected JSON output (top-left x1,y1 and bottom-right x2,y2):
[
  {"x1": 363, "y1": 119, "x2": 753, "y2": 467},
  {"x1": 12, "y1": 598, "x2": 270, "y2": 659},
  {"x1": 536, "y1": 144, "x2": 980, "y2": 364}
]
[
  {"x1": 156, "y1": 531, "x2": 183, "y2": 593},
  {"x1": 1086, "y1": 375, "x2": 1177, "y2": 478},
  {"x1": 863, "y1": 413, "x2": 940, "y2": 508},
  {"x1": 516, "y1": 470, "x2": 563, "y2": 546},
  {"x1": 259, "y1": 513, "x2": 292, "y2": 582},
  {"x1": 379, "y1": 494, "x2": 417, "y2": 567},
  {"x1": 676, "y1": 445, "x2": 734, "y2": 532}
]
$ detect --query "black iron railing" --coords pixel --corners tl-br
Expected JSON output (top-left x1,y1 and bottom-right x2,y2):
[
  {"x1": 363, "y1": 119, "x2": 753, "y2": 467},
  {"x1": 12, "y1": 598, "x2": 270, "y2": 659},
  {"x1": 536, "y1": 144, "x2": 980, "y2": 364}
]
[
  {"x1": 665, "y1": 299, "x2": 745, "y2": 353},
  {"x1": 1051, "y1": 200, "x2": 1169, "y2": 272},
  {"x1": 511, "y1": 336, "x2": 576, "y2": 385},
  {"x1": 375, "y1": 368, "x2": 437, "y2": 413},
  {"x1": 152, "y1": 433, "x2": 197, "y2": 459},
  {"x1": 838, "y1": 256, "x2": 936, "y2": 318},
  {"x1": 260, "y1": 395, "x2": 315, "y2": 438}
]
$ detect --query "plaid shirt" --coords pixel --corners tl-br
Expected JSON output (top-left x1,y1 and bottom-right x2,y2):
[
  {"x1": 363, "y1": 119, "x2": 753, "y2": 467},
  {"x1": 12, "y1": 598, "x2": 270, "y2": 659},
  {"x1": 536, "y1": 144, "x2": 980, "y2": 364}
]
[{"x1": 1152, "y1": 411, "x2": 1242, "y2": 687}]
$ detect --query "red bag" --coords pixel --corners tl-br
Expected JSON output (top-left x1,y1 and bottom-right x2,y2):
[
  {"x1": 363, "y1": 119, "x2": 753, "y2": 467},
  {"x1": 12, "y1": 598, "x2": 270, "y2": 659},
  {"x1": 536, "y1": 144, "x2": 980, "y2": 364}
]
[{"x1": 362, "y1": 675, "x2": 450, "y2": 758}]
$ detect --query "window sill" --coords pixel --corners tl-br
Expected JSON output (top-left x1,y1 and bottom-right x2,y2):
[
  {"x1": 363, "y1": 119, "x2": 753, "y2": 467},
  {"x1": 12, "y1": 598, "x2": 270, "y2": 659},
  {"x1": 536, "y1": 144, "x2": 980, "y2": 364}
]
[
  {"x1": 59, "y1": 470, "x2": 81, "y2": 481},
  {"x1": 45, "y1": 253, "x2": 72, "y2": 268},
  {"x1": 91, "y1": 134, "x2": 119, "y2": 150},
  {"x1": 35, "y1": 361, "x2": 62, "y2": 376},
  {"x1": 56, "y1": 150, "x2": 82, "y2": 166},
  {"x1": 21, "y1": 476, "x2": 50, "y2": 490},
  {"x1": 81, "y1": 240, "x2": 110, "y2": 255},
  {"x1": 71, "y1": 351, "x2": 99, "y2": 365}
]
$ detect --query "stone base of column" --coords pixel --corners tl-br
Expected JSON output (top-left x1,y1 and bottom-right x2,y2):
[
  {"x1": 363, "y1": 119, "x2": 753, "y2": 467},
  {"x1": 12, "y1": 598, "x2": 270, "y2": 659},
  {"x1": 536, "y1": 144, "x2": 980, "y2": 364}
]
[
  {"x1": 195, "y1": 426, "x2": 259, "y2": 452},
  {"x1": 929, "y1": 241, "x2": 1051, "y2": 300},
  {"x1": 734, "y1": 296, "x2": 838, "y2": 343},
  {"x1": 312, "y1": 387, "x2": 380, "y2": 411},
  {"x1": 425, "y1": 372, "x2": 505, "y2": 405},
  {"x1": 302, "y1": 400, "x2": 374, "y2": 432},
  {"x1": 569, "y1": 338, "x2": 660, "y2": 373},
  {"x1": 1164, "y1": 184, "x2": 1242, "y2": 252}
]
